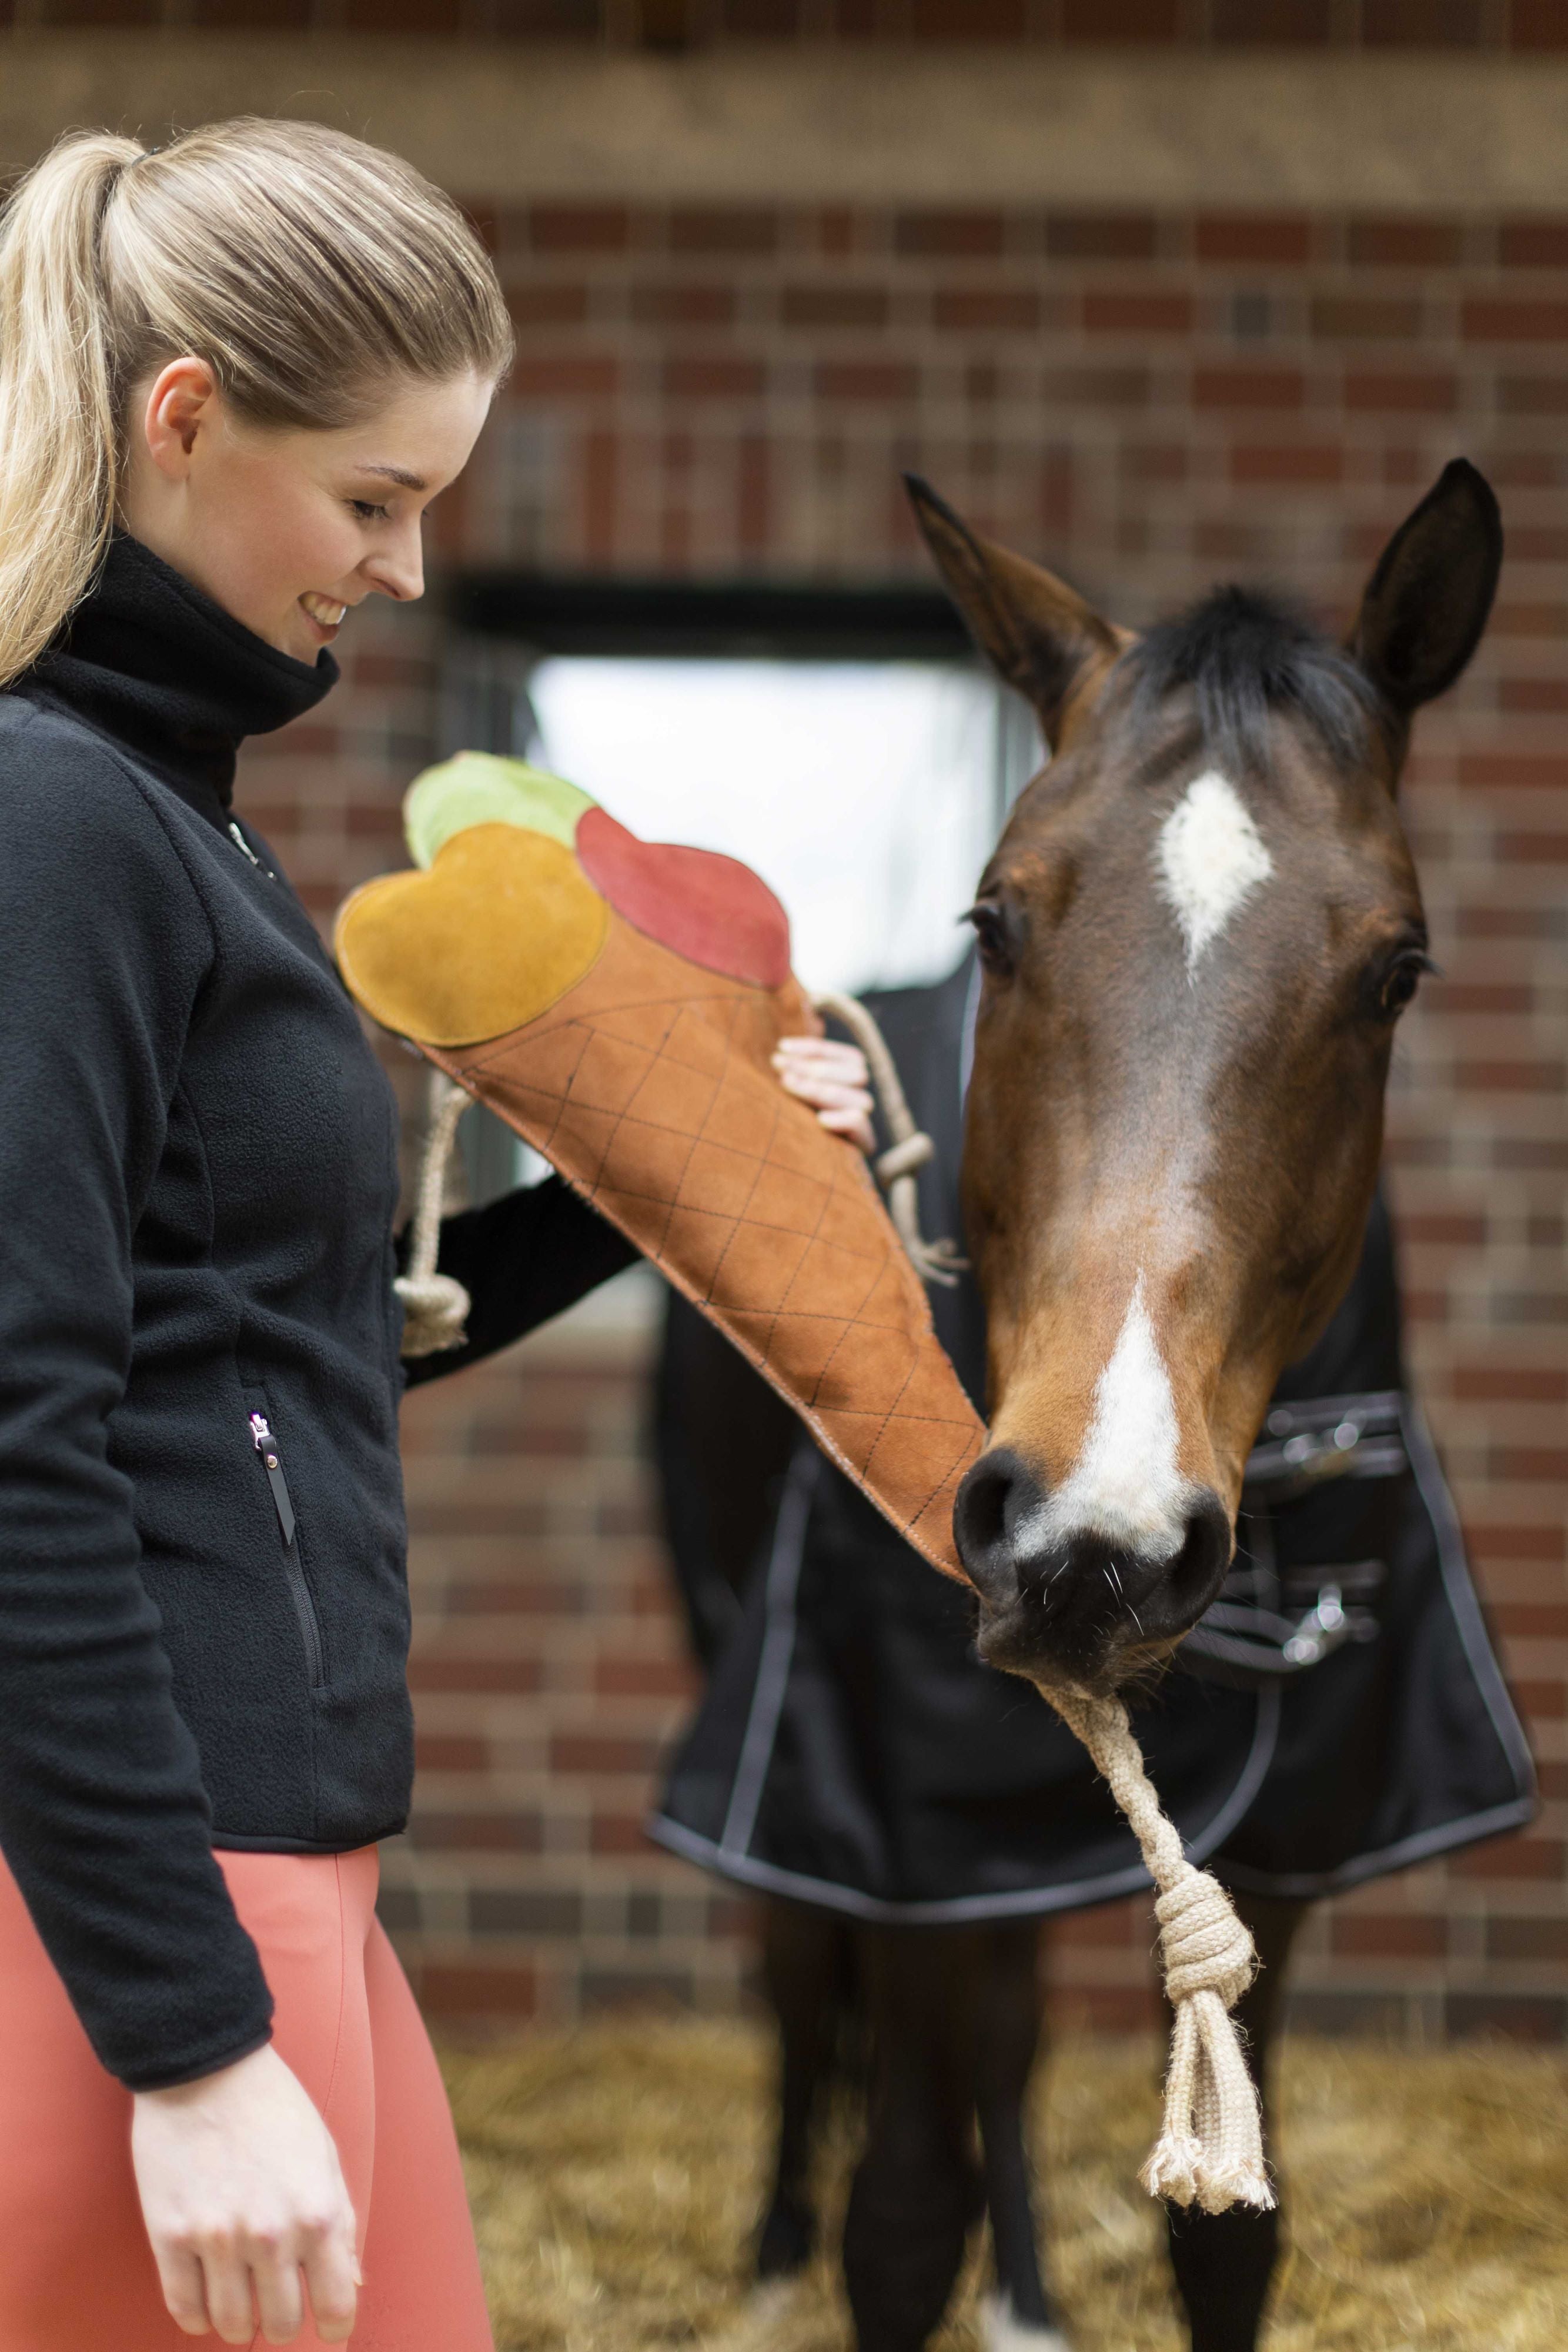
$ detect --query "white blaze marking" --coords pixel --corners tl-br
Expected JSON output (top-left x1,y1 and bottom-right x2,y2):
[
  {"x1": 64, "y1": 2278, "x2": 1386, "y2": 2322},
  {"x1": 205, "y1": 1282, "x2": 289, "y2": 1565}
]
[
  {"x1": 1022, "y1": 1277, "x2": 1193, "y2": 1561},
  {"x1": 1156, "y1": 768, "x2": 1273, "y2": 971}
]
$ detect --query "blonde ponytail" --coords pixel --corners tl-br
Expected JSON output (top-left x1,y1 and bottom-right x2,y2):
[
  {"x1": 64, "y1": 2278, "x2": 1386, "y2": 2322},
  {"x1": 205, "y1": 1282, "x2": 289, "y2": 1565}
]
[
  {"x1": 0, "y1": 119, "x2": 514, "y2": 690},
  {"x1": 0, "y1": 133, "x2": 141, "y2": 689}
]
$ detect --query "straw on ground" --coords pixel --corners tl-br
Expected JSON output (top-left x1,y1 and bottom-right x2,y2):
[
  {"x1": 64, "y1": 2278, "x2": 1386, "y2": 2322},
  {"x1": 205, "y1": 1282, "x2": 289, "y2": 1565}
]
[{"x1": 442, "y1": 2019, "x2": 1568, "y2": 2352}]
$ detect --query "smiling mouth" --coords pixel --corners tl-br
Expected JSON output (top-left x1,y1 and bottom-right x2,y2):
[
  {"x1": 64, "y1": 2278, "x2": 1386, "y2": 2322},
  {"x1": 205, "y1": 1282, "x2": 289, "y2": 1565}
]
[{"x1": 299, "y1": 592, "x2": 348, "y2": 636}]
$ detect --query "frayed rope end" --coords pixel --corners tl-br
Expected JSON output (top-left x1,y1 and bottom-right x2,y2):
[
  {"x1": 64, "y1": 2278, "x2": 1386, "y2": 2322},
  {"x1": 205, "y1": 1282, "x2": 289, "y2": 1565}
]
[{"x1": 1141, "y1": 2137, "x2": 1276, "y2": 2216}]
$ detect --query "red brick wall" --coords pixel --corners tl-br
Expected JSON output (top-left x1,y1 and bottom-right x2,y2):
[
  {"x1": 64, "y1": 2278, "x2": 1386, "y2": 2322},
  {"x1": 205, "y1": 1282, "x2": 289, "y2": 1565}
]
[
  {"x1": 237, "y1": 189, "x2": 1568, "y2": 2037},
  {"x1": 42, "y1": 4, "x2": 1568, "y2": 52}
]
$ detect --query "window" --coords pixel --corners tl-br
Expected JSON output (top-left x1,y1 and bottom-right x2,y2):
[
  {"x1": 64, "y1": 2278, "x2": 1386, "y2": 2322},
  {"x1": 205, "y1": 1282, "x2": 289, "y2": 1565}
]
[
  {"x1": 439, "y1": 580, "x2": 1038, "y2": 1229},
  {"x1": 529, "y1": 657, "x2": 1015, "y2": 996}
]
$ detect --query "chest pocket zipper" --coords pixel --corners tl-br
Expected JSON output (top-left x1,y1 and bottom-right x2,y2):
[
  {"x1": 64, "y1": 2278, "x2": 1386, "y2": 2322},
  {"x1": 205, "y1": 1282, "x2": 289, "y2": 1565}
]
[
  {"x1": 228, "y1": 820, "x2": 278, "y2": 880},
  {"x1": 249, "y1": 1411, "x2": 325, "y2": 1688}
]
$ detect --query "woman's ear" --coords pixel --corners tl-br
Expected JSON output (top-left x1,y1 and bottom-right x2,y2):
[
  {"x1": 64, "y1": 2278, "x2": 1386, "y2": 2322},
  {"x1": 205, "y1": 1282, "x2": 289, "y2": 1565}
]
[
  {"x1": 1349, "y1": 458, "x2": 1503, "y2": 716},
  {"x1": 904, "y1": 474, "x2": 1129, "y2": 751},
  {"x1": 138, "y1": 357, "x2": 222, "y2": 480}
]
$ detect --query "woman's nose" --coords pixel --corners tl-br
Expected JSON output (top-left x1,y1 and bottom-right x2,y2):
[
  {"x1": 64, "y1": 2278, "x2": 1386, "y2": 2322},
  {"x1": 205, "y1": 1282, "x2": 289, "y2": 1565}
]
[{"x1": 366, "y1": 526, "x2": 424, "y2": 604}]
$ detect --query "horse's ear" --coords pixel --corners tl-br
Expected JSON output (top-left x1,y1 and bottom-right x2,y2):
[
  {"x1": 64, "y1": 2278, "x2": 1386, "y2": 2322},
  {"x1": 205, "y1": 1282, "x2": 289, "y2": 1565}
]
[
  {"x1": 1349, "y1": 459, "x2": 1502, "y2": 718},
  {"x1": 904, "y1": 475, "x2": 1126, "y2": 750}
]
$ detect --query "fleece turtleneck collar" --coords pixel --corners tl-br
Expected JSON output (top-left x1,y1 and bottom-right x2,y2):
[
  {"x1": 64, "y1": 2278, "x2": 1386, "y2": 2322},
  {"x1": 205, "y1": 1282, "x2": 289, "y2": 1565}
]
[{"x1": 16, "y1": 534, "x2": 338, "y2": 826}]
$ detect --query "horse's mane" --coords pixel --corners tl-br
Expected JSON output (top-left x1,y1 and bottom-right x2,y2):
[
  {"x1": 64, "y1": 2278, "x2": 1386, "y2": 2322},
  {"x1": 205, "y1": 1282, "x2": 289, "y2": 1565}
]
[{"x1": 1121, "y1": 586, "x2": 1380, "y2": 776}]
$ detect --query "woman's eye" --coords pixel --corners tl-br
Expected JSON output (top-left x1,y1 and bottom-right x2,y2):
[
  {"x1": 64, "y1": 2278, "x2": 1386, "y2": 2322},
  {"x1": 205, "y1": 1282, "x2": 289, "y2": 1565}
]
[
  {"x1": 1378, "y1": 952, "x2": 1432, "y2": 1018},
  {"x1": 349, "y1": 500, "x2": 389, "y2": 523}
]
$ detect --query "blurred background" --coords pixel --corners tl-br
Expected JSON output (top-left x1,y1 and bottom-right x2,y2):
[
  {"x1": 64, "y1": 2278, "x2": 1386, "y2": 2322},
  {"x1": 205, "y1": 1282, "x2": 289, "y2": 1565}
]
[{"x1": 6, "y1": 2, "x2": 1567, "y2": 2047}]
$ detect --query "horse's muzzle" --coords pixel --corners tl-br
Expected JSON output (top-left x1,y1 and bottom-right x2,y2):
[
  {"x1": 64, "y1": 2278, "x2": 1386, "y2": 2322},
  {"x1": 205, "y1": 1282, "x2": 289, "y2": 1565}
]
[{"x1": 952, "y1": 1445, "x2": 1232, "y2": 1689}]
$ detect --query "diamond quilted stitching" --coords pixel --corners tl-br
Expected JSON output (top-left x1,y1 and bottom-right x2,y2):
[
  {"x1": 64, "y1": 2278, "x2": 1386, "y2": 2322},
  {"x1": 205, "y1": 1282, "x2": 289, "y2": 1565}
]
[
  {"x1": 596, "y1": 1115, "x2": 701, "y2": 1203},
  {"x1": 658, "y1": 1202, "x2": 750, "y2": 1292},
  {"x1": 738, "y1": 1158, "x2": 835, "y2": 1237},
  {"x1": 423, "y1": 910, "x2": 986, "y2": 1578},
  {"x1": 561, "y1": 1029, "x2": 668, "y2": 1117},
  {"x1": 705, "y1": 1222, "x2": 814, "y2": 1315},
  {"x1": 672, "y1": 1135, "x2": 775, "y2": 1220},
  {"x1": 465, "y1": 1019, "x2": 590, "y2": 1094}
]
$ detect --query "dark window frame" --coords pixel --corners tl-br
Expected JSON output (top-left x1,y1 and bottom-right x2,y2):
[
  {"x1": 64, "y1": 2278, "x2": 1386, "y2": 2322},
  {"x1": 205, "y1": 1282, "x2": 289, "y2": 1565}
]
[{"x1": 443, "y1": 572, "x2": 976, "y2": 664}]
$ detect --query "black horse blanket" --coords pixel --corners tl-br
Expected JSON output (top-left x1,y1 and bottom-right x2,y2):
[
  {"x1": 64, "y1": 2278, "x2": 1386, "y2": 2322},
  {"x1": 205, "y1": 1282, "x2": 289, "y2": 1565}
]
[{"x1": 651, "y1": 956, "x2": 1535, "y2": 1919}]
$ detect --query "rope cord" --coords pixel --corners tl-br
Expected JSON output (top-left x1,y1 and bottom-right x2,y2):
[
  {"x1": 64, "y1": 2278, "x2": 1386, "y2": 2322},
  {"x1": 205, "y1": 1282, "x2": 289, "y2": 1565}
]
[
  {"x1": 811, "y1": 991, "x2": 967, "y2": 1287},
  {"x1": 1041, "y1": 1686, "x2": 1274, "y2": 2213},
  {"x1": 394, "y1": 1070, "x2": 472, "y2": 1358}
]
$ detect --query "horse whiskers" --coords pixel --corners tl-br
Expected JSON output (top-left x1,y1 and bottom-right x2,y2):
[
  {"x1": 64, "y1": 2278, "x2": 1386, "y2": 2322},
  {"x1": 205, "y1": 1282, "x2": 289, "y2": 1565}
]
[{"x1": 1102, "y1": 1559, "x2": 1145, "y2": 1638}]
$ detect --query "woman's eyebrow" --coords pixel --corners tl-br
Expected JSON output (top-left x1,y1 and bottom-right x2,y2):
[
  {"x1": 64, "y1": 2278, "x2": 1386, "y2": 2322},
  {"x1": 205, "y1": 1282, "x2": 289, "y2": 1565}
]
[{"x1": 359, "y1": 463, "x2": 426, "y2": 491}]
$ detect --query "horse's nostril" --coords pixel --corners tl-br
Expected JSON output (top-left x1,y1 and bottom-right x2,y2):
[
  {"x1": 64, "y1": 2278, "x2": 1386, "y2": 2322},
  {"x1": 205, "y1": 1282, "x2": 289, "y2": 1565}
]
[
  {"x1": 1141, "y1": 1489, "x2": 1233, "y2": 1644},
  {"x1": 953, "y1": 1447, "x2": 1042, "y2": 1605},
  {"x1": 955, "y1": 1458, "x2": 1009, "y2": 1551}
]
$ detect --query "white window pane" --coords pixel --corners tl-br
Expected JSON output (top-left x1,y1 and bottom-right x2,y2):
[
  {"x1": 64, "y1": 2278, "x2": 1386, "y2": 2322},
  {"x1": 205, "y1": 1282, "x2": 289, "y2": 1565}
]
[{"x1": 529, "y1": 658, "x2": 1011, "y2": 995}]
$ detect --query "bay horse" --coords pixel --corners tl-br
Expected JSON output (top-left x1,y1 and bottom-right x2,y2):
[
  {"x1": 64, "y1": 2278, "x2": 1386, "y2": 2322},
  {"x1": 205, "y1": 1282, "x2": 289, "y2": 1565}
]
[
  {"x1": 657, "y1": 457, "x2": 1503, "y2": 2352},
  {"x1": 930, "y1": 459, "x2": 1500, "y2": 1694}
]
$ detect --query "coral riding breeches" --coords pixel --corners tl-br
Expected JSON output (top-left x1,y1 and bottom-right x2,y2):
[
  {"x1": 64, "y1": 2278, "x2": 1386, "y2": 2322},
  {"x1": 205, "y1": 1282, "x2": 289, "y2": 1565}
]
[{"x1": 0, "y1": 1846, "x2": 494, "y2": 2352}]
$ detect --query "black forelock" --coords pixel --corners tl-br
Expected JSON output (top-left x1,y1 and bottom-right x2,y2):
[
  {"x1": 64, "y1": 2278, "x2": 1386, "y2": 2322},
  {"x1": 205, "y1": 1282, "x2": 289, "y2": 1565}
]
[{"x1": 1120, "y1": 585, "x2": 1380, "y2": 774}]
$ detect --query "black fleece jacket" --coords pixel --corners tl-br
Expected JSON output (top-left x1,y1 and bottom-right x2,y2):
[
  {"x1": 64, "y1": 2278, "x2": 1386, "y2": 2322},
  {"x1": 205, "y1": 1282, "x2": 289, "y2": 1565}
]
[{"x1": 0, "y1": 537, "x2": 636, "y2": 2090}]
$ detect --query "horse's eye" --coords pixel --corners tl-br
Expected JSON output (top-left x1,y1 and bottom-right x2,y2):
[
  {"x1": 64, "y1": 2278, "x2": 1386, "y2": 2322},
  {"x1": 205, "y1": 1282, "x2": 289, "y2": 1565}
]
[
  {"x1": 965, "y1": 901, "x2": 1013, "y2": 976},
  {"x1": 1378, "y1": 950, "x2": 1432, "y2": 1019}
]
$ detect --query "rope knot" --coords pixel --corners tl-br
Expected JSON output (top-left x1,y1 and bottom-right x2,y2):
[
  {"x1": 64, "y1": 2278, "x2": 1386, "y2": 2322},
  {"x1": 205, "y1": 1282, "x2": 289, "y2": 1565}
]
[
  {"x1": 874, "y1": 1132, "x2": 934, "y2": 1187},
  {"x1": 1155, "y1": 1867, "x2": 1258, "y2": 2009},
  {"x1": 395, "y1": 1271, "x2": 472, "y2": 1359}
]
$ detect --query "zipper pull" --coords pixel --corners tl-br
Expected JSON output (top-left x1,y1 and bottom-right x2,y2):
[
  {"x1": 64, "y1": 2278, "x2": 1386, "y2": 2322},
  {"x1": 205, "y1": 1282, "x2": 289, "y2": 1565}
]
[
  {"x1": 249, "y1": 1411, "x2": 297, "y2": 1547},
  {"x1": 228, "y1": 820, "x2": 276, "y2": 880}
]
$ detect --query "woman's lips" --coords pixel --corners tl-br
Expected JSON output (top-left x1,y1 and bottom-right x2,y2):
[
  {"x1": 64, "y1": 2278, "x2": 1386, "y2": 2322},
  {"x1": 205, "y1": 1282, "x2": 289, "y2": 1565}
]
[{"x1": 299, "y1": 591, "x2": 347, "y2": 644}]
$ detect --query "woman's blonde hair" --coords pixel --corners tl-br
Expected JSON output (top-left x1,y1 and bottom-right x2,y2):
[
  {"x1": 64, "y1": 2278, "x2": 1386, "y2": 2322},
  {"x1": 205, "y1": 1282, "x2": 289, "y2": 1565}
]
[{"x1": 0, "y1": 117, "x2": 514, "y2": 687}]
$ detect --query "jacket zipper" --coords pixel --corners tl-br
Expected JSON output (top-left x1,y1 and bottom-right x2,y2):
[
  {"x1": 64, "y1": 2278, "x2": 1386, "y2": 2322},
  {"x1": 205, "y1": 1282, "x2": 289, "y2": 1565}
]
[
  {"x1": 249, "y1": 1411, "x2": 324, "y2": 1687},
  {"x1": 228, "y1": 820, "x2": 277, "y2": 880}
]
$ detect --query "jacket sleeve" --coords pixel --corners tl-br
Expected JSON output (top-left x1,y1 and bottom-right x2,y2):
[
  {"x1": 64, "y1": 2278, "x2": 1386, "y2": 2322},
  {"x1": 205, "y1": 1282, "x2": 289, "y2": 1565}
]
[
  {"x1": 400, "y1": 1175, "x2": 642, "y2": 1388},
  {"x1": 0, "y1": 727, "x2": 273, "y2": 2089}
]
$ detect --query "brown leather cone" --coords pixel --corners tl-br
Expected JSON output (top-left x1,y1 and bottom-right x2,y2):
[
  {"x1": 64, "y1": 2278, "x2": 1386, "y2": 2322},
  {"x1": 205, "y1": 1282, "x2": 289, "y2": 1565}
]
[{"x1": 423, "y1": 911, "x2": 984, "y2": 1580}]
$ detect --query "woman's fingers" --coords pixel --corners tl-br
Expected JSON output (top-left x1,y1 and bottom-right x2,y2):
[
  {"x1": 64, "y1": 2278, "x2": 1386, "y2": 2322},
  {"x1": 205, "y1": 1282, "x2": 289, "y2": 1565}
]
[
  {"x1": 773, "y1": 1037, "x2": 876, "y2": 1151},
  {"x1": 200, "y1": 2243, "x2": 260, "y2": 2344},
  {"x1": 774, "y1": 1068, "x2": 875, "y2": 1132},
  {"x1": 774, "y1": 1070, "x2": 876, "y2": 1153},
  {"x1": 773, "y1": 1036, "x2": 868, "y2": 1087},
  {"x1": 178, "y1": 2211, "x2": 355, "y2": 2348},
  {"x1": 781, "y1": 1080, "x2": 877, "y2": 1130},
  {"x1": 249, "y1": 2235, "x2": 306, "y2": 2344},
  {"x1": 775, "y1": 1071, "x2": 872, "y2": 1113},
  {"x1": 150, "y1": 2241, "x2": 210, "y2": 2336},
  {"x1": 813, "y1": 1101, "x2": 875, "y2": 1134},
  {"x1": 299, "y1": 2216, "x2": 360, "y2": 2344}
]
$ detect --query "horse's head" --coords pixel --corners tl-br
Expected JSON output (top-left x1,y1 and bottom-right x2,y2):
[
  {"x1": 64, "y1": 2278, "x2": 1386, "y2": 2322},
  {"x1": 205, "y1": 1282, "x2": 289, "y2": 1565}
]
[{"x1": 911, "y1": 461, "x2": 1501, "y2": 1694}]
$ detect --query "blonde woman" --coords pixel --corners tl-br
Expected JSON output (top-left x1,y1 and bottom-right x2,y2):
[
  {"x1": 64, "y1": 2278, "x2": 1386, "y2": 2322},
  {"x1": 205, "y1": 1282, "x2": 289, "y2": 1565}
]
[{"x1": 0, "y1": 121, "x2": 870, "y2": 2349}]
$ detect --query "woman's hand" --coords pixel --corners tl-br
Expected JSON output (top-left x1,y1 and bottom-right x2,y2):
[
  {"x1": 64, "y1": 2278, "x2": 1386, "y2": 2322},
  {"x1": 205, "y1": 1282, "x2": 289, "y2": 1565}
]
[
  {"x1": 773, "y1": 1035, "x2": 875, "y2": 1155},
  {"x1": 131, "y1": 2043, "x2": 359, "y2": 2344}
]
